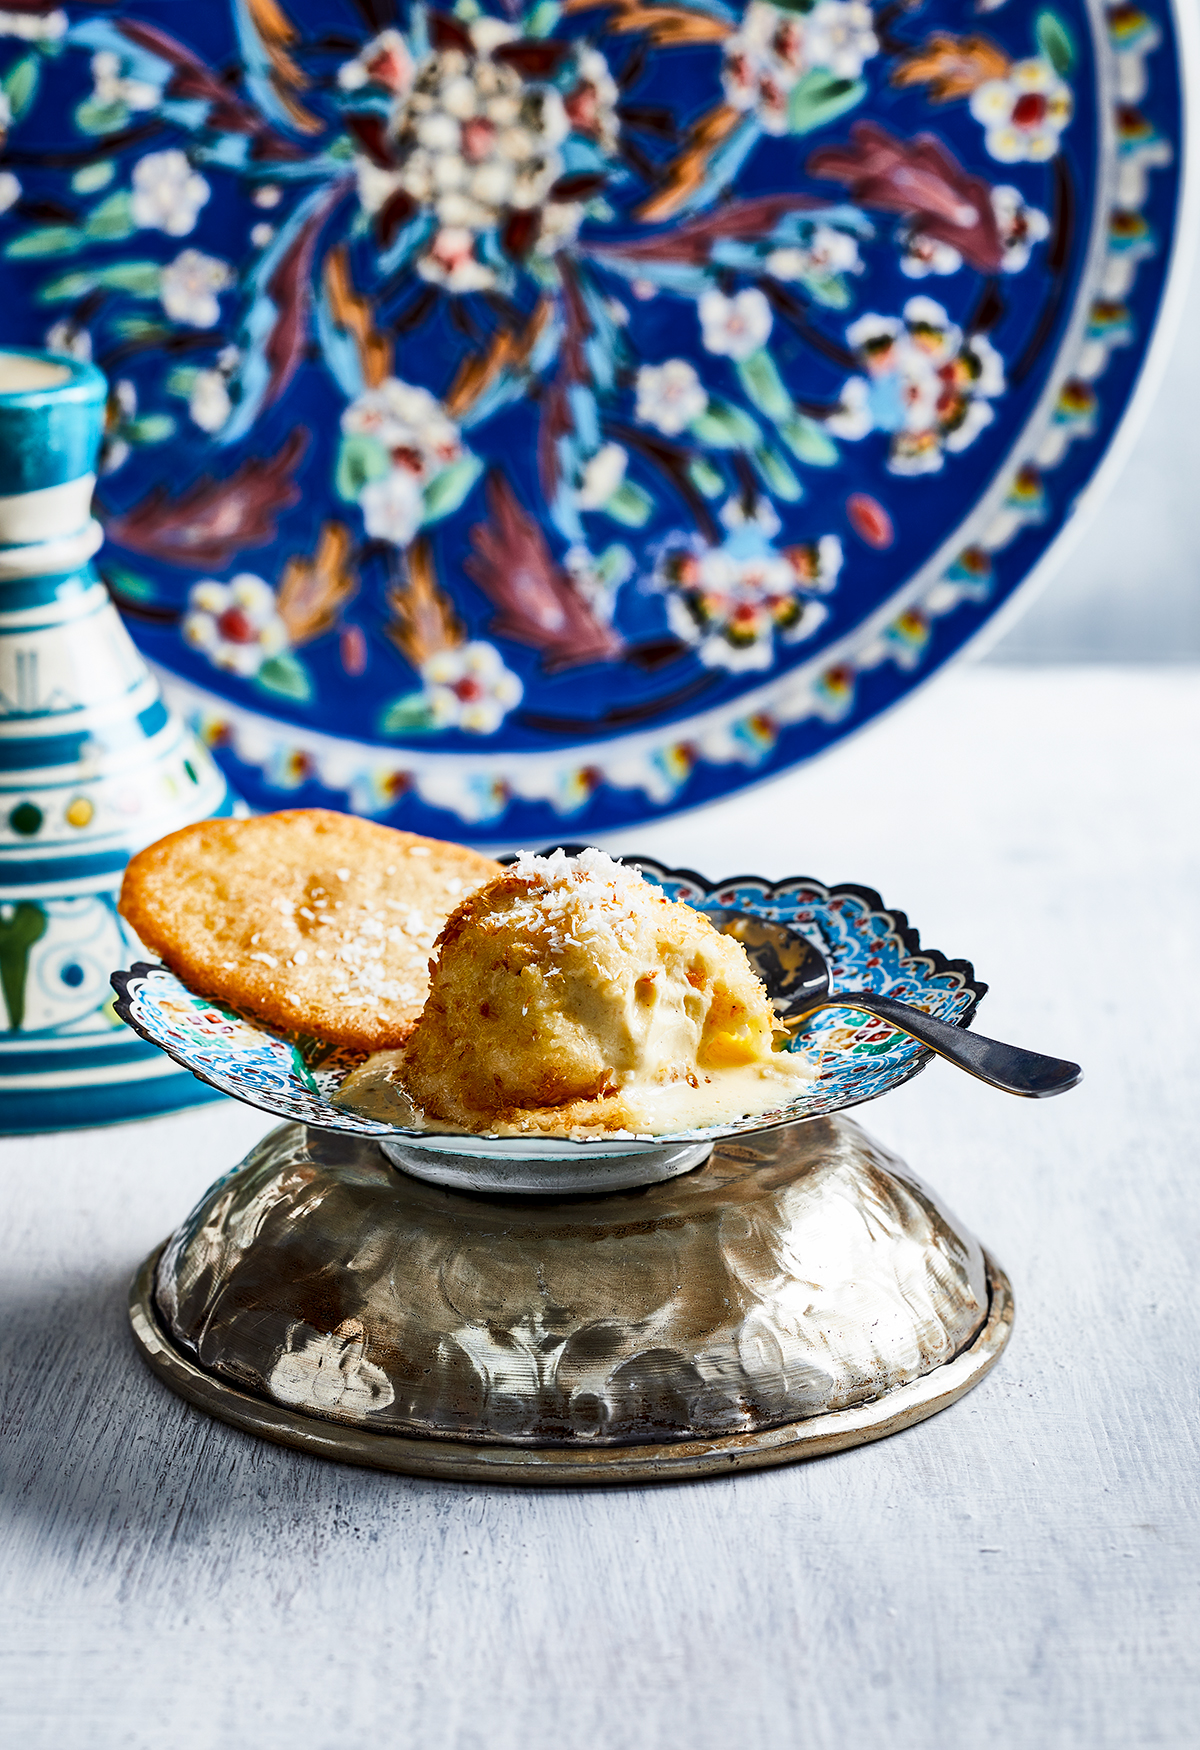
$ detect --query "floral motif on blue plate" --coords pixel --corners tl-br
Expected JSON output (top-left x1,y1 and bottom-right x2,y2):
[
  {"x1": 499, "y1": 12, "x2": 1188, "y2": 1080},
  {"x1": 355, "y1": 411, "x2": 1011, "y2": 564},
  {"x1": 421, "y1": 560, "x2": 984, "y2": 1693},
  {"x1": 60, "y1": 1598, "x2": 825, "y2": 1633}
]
[
  {"x1": 0, "y1": 1, "x2": 1184, "y2": 836},
  {"x1": 110, "y1": 857, "x2": 986, "y2": 1141}
]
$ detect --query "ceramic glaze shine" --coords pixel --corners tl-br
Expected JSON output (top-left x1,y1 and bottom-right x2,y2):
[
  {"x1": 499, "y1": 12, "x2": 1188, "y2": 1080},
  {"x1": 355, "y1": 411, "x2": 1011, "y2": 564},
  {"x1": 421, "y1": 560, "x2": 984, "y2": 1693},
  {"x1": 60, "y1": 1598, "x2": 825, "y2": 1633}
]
[{"x1": 0, "y1": 353, "x2": 70, "y2": 392}]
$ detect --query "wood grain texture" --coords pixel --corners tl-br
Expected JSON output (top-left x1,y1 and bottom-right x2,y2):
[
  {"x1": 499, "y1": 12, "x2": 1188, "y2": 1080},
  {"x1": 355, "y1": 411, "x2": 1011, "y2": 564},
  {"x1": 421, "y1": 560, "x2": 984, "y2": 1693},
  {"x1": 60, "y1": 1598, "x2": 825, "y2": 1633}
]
[{"x1": 2, "y1": 666, "x2": 1198, "y2": 1750}]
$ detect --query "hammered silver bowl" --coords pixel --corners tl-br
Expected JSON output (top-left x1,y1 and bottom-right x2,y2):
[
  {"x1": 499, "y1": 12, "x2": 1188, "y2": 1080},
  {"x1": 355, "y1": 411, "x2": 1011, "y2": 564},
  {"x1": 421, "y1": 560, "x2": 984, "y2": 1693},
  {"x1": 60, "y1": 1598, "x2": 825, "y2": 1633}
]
[{"x1": 131, "y1": 1113, "x2": 1012, "y2": 1483}]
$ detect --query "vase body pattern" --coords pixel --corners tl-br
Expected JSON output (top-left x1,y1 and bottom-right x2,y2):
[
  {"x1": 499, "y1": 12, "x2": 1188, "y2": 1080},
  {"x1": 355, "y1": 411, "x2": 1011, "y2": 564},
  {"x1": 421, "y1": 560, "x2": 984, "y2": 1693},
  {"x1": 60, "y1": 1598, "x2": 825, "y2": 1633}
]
[{"x1": 0, "y1": 349, "x2": 232, "y2": 1131}]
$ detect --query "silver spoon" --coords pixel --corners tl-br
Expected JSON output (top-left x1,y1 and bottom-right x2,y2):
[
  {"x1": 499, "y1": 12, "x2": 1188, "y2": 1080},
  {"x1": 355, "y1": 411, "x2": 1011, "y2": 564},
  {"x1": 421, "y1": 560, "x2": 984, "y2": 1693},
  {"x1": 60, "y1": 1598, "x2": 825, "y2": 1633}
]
[{"x1": 710, "y1": 911, "x2": 1082, "y2": 1098}]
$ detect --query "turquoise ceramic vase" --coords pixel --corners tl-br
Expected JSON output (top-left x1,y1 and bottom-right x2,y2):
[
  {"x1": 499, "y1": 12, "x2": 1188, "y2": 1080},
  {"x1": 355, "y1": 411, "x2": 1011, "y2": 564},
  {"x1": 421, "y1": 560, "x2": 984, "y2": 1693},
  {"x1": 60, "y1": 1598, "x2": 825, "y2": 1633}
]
[{"x1": 0, "y1": 348, "x2": 234, "y2": 1132}]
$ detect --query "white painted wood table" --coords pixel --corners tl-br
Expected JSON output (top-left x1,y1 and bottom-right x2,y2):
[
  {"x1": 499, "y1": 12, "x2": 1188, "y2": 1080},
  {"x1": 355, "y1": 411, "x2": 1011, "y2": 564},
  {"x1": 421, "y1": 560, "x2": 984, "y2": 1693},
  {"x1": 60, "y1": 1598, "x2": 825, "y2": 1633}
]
[{"x1": 2, "y1": 665, "x2": 1197, "y2": 1750}]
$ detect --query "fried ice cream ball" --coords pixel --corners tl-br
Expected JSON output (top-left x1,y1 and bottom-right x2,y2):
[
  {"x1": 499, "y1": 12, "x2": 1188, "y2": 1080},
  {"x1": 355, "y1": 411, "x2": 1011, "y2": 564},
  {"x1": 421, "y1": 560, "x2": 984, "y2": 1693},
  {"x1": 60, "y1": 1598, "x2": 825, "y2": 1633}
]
[{"x1": 396, "y1": 848, "x2": 788, "y2": 1129}]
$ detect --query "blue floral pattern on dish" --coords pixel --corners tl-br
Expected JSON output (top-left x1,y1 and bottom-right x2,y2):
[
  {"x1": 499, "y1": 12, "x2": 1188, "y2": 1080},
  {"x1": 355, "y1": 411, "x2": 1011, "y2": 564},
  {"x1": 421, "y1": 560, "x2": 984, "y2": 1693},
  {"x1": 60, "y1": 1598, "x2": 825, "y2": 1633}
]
[
  {"x1": 110, "y1": 857, "x2": 984, "y2": 1142},
  {"x1": 0, "y1": 2, "x2": 1182, "y2": 837}
]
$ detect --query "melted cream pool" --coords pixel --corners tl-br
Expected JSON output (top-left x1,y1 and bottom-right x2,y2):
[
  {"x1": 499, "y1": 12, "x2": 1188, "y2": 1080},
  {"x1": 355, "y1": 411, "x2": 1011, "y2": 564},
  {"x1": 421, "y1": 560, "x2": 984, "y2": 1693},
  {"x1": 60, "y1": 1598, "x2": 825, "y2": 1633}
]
[{"x1": 335, "y1": 1046, "x2": 816, "y2": 1137}]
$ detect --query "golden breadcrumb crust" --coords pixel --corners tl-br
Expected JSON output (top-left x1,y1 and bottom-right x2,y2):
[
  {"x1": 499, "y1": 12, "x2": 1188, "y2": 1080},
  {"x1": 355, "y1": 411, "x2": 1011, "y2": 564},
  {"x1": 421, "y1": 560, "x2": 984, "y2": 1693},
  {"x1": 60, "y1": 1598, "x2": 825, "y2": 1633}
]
[
  {"x1": 118, "y1": 809, "x2": 500, "y2": 1049},
  {"x1": 398, "y1": 867, "x2": 778, "y2": 1126}
]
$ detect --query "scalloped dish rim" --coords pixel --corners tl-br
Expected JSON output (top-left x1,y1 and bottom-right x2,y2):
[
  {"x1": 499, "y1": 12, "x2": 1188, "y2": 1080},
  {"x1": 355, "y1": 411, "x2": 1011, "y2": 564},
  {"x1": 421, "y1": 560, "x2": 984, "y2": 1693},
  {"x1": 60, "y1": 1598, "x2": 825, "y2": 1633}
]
[{"x1": 110, "y1": 857, "x2": 987, "y2": 1150}]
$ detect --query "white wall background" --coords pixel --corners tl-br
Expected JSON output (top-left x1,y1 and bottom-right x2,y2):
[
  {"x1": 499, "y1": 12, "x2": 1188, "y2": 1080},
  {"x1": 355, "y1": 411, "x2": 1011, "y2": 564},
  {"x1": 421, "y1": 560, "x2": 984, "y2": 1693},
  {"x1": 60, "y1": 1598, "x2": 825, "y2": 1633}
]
[{"x1": 985, "y1": 253, "x2": 1200, "y2": 662}]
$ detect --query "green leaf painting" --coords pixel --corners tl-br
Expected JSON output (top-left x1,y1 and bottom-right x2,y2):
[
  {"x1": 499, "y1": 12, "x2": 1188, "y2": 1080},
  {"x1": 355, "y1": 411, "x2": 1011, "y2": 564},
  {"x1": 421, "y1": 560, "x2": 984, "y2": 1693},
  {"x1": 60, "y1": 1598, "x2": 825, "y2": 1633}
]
[
  {"x1": 2, "y1": 53, "x2": 41, "y2": 123},
  {"x1": 83, "y1": 191, "x2": 135, "y2": 243},
  {"x1": 127, "y1": 413, "x2": 176, "y2": 445},
  {"x1": 780, "y1": 415, "x2": 840, "y2": 468},
  {"x1": 688, "y1": 457, "x2": 725, "y2": 499},
  {"x1": 1035, "y1": 10, "x2": 1076, "y2": 74},
  {"x1": 753, "y1": 445, "x2": 803, "y2": 502},
  {"x1": 421, "y1": 454, "x2": 483, "y2": 523},
  {"x1": 604, "y1": 480, "x2": 653, "y2": 526},
  {"x1": 39, "y1": 260, "x2": 162, "y2": 302},
  {"x1": 101, "y1": 563, "x2": 159, "y2": 604},
  {"x1": 75, "y1": 96, "x2": 130, "y2": 136},
  {"x1": 787, "y1": 71, "x2": 867, "y2": 137},
  {"x1": 379, "y1": 692, "x2": 437, "y2": 734},
  {"x1": 523, "y1": 0, "x2": 561, "y2": 38},
  {"x1": 737, "y1": 350, "x2": 793, "y2": 421},
  {"x1": 0, "y1": 902, "x2": 47, "y2": 1031},
  {"x1": 5, "y1": 226, "x2": 82, "y2": 260},
  {"x1": 690, "y1": 399, "x2": 762, "y2": 450},
  {"x1": 256, "y1": 653, "x2": 313, "y2": 703},
  {"x1": 335, "y1": 433, "x2": 390, "y2": 502},
  {"x1": 71, "y1": 162, "x2": 116, "y2": 195}
]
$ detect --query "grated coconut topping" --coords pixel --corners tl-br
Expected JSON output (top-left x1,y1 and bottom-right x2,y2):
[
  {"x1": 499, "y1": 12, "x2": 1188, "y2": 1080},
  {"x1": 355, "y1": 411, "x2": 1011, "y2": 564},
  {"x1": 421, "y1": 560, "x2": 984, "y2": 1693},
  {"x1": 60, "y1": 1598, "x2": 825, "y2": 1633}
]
[{"x1": 502, "y1": 848, "x2": 662, "y2": 953}]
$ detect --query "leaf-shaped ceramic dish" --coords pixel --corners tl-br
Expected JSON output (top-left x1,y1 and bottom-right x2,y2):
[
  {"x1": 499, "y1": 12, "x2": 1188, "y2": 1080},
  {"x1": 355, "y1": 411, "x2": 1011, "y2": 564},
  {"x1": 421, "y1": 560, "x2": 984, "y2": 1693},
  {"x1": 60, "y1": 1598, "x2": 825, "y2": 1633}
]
[{"x1": 111, "y1": 856, "x2": 983, "y2": 1190}]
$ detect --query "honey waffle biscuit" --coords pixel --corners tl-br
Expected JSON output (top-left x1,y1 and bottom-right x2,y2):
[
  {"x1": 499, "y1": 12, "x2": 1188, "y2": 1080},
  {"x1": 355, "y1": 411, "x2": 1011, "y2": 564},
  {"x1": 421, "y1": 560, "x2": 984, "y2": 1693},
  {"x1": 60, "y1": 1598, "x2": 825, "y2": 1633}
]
[{"x1": 118, "y1": 809, "x2": 501, "y2": 1049}]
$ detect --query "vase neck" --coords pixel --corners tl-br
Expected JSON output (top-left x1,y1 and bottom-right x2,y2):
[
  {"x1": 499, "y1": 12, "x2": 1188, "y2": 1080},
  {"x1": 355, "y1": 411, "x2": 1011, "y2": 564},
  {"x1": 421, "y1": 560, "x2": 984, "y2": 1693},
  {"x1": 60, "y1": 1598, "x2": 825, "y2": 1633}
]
[
  {"x1": 0, "y1": 474, "x2": 103, "y2": 584},
  {"x1": 0, "y1": 350, "x2": 107, "y2": 585}
]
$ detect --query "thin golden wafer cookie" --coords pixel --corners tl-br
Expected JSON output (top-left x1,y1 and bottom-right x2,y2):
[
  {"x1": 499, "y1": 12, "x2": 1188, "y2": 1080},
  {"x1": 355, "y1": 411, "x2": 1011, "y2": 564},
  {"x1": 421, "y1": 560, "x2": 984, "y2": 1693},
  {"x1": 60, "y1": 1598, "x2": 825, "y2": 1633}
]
[{"x1": 118, "y1": 809, "x2": 501, "y2": 1049}]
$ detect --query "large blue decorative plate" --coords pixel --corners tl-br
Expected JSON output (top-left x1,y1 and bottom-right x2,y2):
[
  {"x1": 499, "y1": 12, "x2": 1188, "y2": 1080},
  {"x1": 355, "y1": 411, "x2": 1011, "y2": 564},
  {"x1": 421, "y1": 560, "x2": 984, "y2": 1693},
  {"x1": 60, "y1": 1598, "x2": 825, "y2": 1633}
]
[
  {"x1": 0, "y1": 1, "x2": 1186, "y2": 838},
  {"x1": 110, "y1": 856, "x2": 985, "y2": 1141}
]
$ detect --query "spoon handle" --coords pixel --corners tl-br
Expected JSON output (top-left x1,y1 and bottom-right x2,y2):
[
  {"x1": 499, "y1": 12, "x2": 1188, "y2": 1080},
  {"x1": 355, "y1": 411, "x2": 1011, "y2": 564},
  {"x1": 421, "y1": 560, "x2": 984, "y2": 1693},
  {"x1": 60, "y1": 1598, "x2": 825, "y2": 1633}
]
[{"x1": 794, "y1": 992, "x2": 1082, "y2": 1098}]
